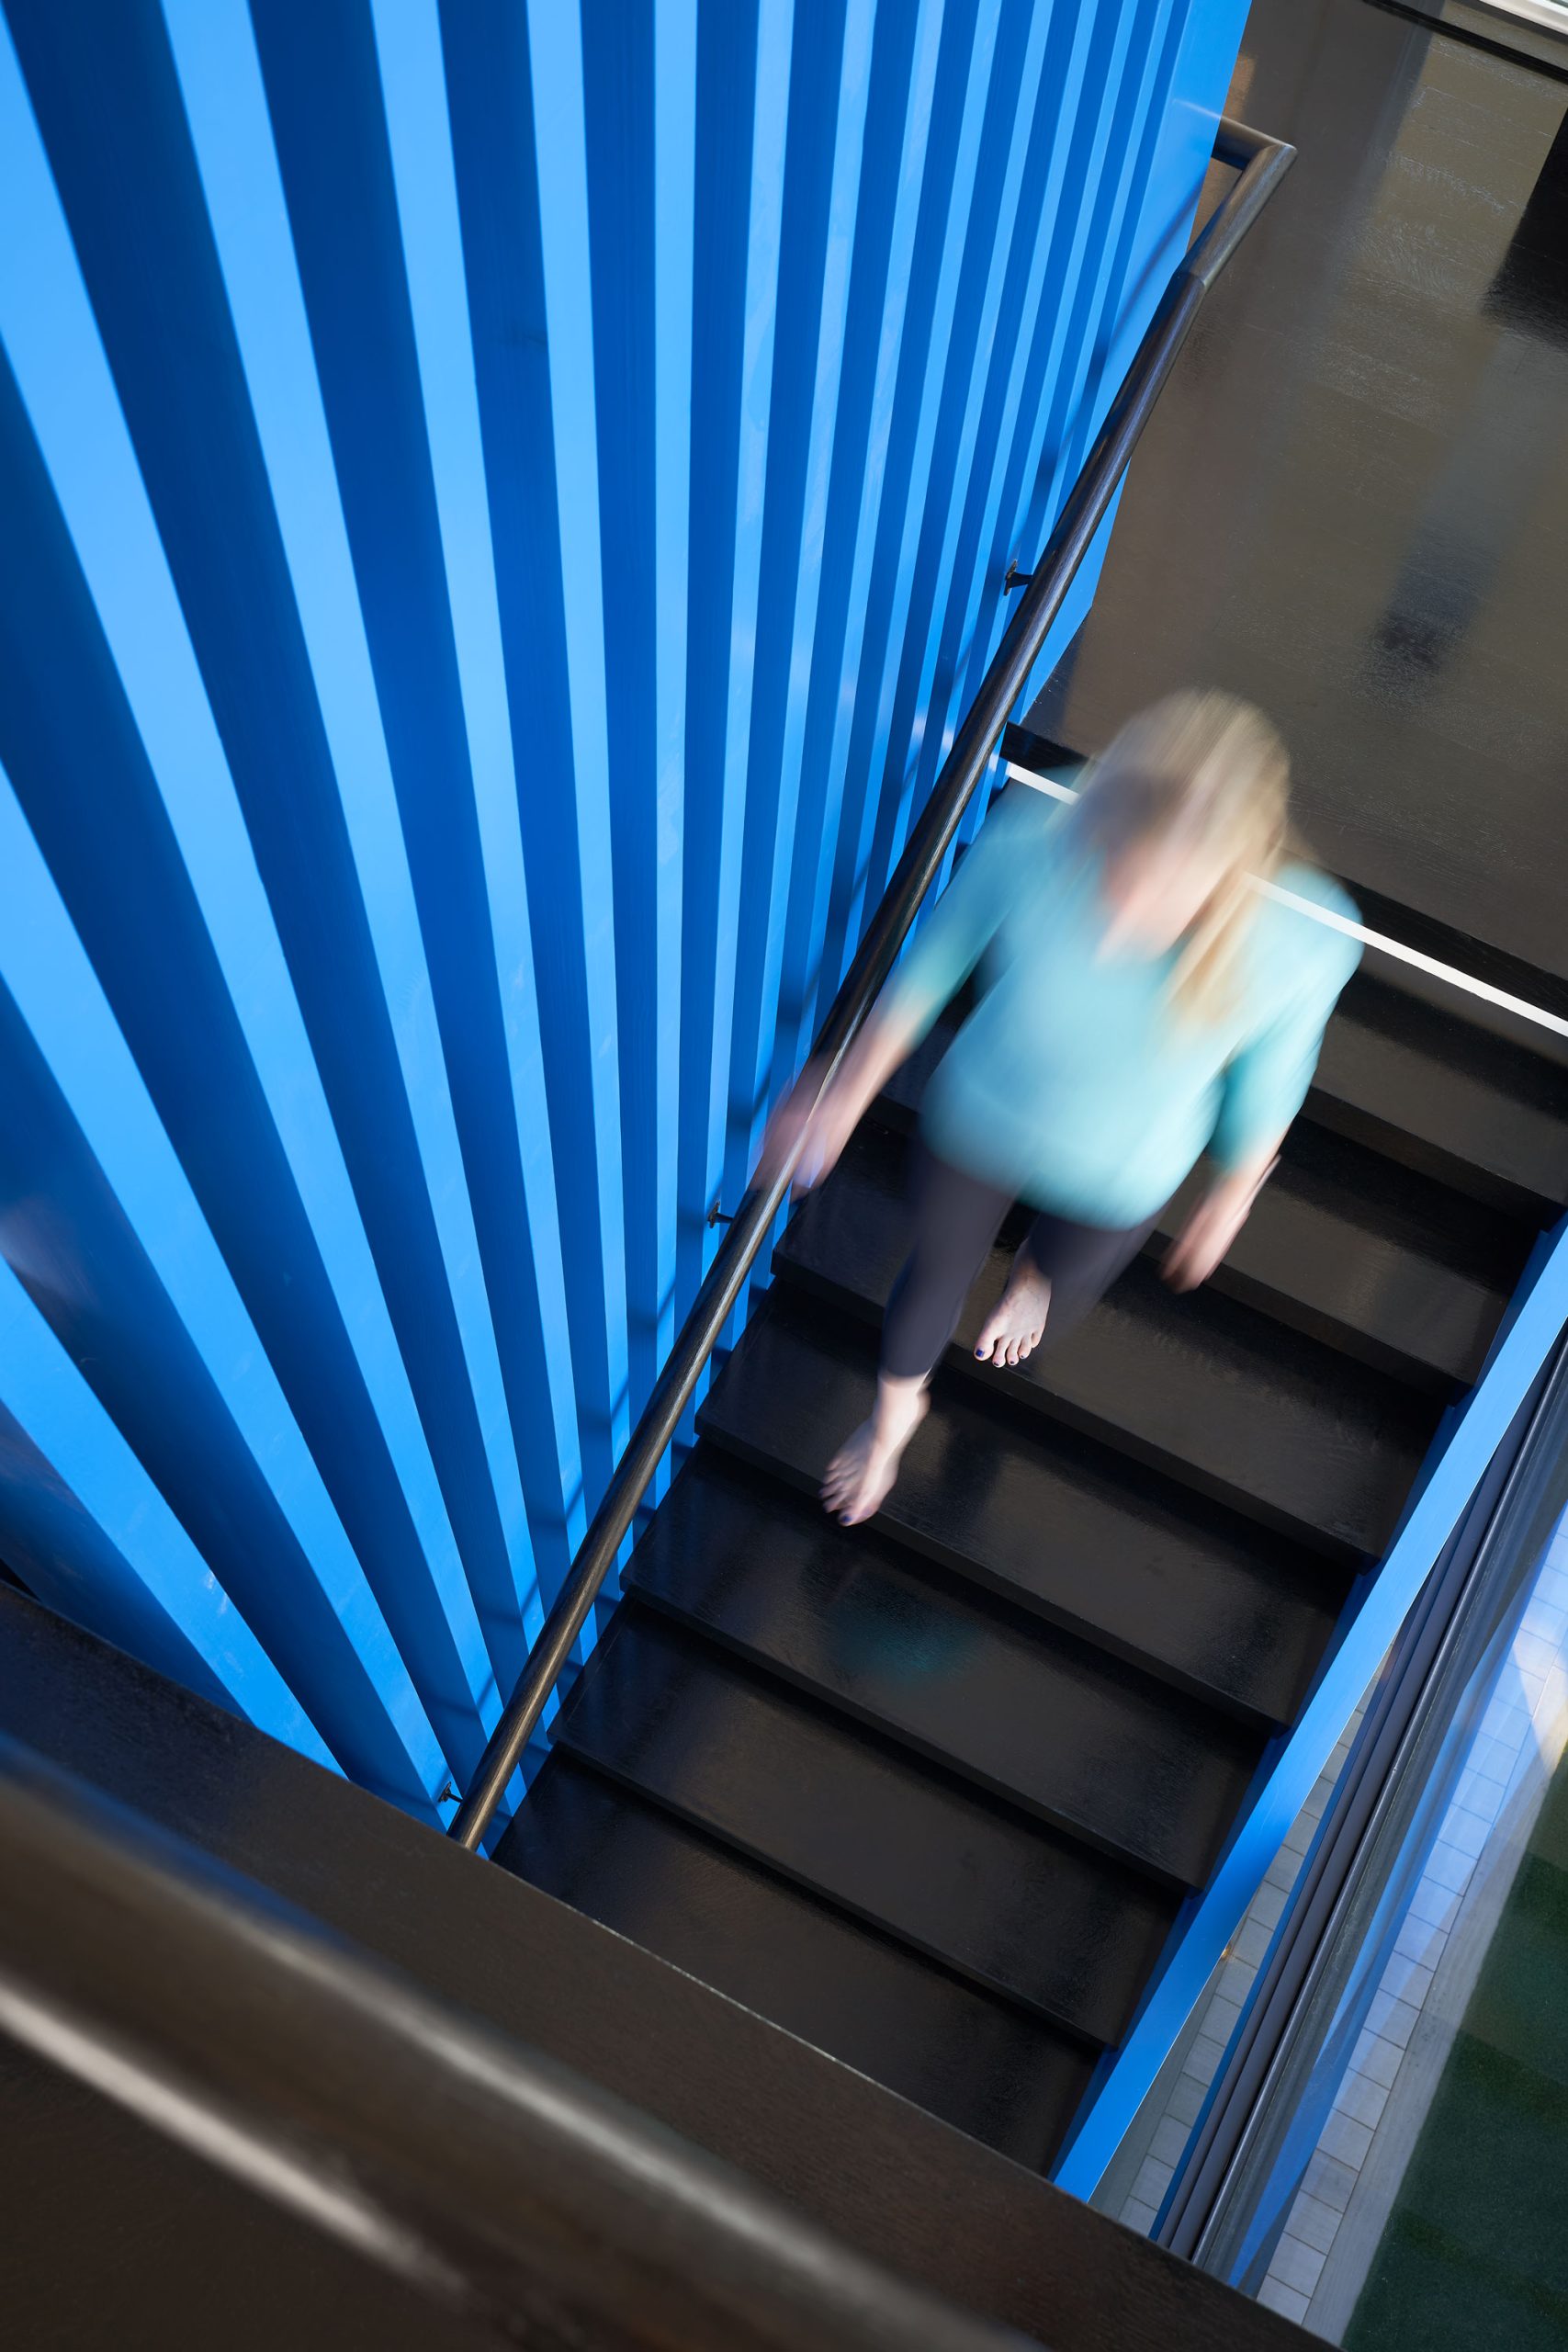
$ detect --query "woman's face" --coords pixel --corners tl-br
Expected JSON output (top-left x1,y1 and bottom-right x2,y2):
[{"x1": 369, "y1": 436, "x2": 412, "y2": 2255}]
[{"x1": 1097, "y1": 827, "x2": 1225, "y2": 958}]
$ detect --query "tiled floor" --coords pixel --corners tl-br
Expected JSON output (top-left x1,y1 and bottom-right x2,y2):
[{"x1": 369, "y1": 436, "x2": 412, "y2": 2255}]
[
  {"x1": 1111, "y1": 1516, "x2": 1568, "y2": 2338},
  {"x1": 1110, "y1": 1709, "x2": 1370, "y2": 2239},
  {"x1": 1259, "y1": 1522, "x2": 1568, "y2": 2335}
]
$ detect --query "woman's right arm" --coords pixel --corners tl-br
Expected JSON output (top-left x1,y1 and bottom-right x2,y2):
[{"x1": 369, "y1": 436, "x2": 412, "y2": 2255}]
[
  {"x1": 758, "y1": 999, "x2": 926, "y2": 1196},
  {"x1": 759, "y1": 786, "x2": 1036, "y2": 1193}
]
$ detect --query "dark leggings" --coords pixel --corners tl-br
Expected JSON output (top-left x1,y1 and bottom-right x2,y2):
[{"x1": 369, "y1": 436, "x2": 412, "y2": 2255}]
[{"x1": 881, "y1": 1142, "x2": 1158, "y2": 1382}]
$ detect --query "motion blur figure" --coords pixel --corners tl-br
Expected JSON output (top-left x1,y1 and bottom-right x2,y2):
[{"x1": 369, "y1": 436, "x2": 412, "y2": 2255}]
[{"x1": 764, "y1": 692, "x2": 1361, "y2": 1527}]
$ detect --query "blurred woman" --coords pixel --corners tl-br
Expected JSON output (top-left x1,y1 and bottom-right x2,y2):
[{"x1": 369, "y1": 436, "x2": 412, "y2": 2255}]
[{"x1": 766, "y1": 690, "x2": 1360, "y2": 1526}]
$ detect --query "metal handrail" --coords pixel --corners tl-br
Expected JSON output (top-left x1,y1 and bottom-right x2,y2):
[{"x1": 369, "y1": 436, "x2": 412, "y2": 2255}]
[
  {"x1": 449, "y1": 116, "x2": 1296, "y2": 1851},
  {"x1": 0, "y1": 1737, "x2": 1037, "y2": 2351}
]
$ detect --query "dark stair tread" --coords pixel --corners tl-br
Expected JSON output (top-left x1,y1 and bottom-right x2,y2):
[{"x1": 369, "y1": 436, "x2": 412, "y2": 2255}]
[
  {"x1": 701, "y1": 1287, "x2": 1343, "y2": 1728},
  {"x1": 1314, "y1": 970, "x2": 1568, "y2": 1217},
  {"x1": 625, "y1": 1447, "x2": 1262, "y2": 1889},
  {"x1": 778, "y1": 1121, "x2": 1436, "y2": 1559},
  {"x1": 886, "y1": 1024, "x2": 1522, "y2": 1390},
  {"x1": 1334, "y1": 878, "x2": 1568, "y2": 1061},
  {"x1": 498, "y1": 1752, "x2": 1098, "y2": 2172},
  {"x1": 1155, "y1": 1119, "x2": 1524, "y2": 1390},
  {"x1": 553, "y1": 1600, "x2": 1179, "y2": 2043}
]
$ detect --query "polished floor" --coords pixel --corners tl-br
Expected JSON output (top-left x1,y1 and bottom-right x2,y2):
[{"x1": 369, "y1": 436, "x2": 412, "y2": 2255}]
[{"x1": 1030, "y1": 0, "x2": 1568, "y2": 986}]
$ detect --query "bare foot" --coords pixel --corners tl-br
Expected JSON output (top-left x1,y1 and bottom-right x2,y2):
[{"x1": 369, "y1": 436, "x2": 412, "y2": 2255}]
[
  {"x1": 821, "y1": 1385, "x2": 930, "y2": 1527},
  {"x1": 974, "y1": 1256, "x2": 1052, "y2": 1367}
]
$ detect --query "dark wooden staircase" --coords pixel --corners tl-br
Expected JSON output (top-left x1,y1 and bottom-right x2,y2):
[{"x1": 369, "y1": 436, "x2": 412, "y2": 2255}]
[{"x1": 497, "y1": 755, "x2": 1568, "y2": 2180}]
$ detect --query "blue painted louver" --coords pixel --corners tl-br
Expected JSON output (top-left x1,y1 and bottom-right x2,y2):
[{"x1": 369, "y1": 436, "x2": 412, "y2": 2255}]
[{"x1": 0, "y1": 0, "x2": 1247, "y2": 1815}]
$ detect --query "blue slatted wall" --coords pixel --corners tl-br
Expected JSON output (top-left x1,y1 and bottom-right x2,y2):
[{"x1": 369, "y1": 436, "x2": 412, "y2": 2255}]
[{"x1": 0, "y1": 0, "x2": 1247, "y2": 1821}]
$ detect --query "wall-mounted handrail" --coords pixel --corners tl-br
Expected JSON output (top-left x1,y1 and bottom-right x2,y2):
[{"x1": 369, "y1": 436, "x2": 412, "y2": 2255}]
[
  {"x1": 448, "y1": 115, "x2": 1296, "y2": 1852},
  {"x1": 0, "y1": 1736, "x2": 1037, "y2": 2351}
]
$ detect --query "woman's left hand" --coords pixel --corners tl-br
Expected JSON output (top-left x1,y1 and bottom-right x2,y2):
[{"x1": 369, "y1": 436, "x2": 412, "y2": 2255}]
[{"x1": 1163, "y1": 1154, "x2": 1278, "y2": 1292}]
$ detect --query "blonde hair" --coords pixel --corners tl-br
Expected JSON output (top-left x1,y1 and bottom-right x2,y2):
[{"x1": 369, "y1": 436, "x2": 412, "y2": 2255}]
[{"x1": 1066, "y1": 690, "x2": 1292, "y2": 1023}]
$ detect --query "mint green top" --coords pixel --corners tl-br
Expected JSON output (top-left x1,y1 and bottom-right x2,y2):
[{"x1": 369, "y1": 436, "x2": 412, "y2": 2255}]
[{"x1": 884, "y1": 786, "x2": 1361, "y2": 1227}]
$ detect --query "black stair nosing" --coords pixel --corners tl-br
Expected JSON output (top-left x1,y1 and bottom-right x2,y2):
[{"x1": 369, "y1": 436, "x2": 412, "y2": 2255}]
[
  {"x1": 501, "y1": 1749, "x2": 1100, "y2": 2173},
  {"x1": 1145, "y1": 1219, "x2": 1475, "y2": 1396},
  {"x1": 697, "y1": 1291, "x2": 1344, "y2": 1734},
  {"x1": 1308, "y1": 997, "x2": 1568, "y2": 1221},
  {"x1": 620, "y1": 1449, "x2": 1263, "y2": 1892},
  {"x1": 870, "y1": 1091, "x2": 1512, "y2": 1393},
  {"x1": 1198, "y1": 1114, "x2": 1530, "y2": 1288},
  {"x1": 773, "y1": 1129, "x2": 1433, "y2": 1564},
  {"x1": 1147, "y1": 1134, "x2": 1519, "y2": 1394},
  {"x1": 549, "y1": 1600, "x2": 1177, "y2": 2046}
]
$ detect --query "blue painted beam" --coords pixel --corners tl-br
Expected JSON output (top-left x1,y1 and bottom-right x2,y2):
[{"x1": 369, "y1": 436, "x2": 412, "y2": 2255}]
[
  {"x1": 772, "y1": 0, "x2": 942, "y2": 1088},
  {"x1": 817, "y1": 0, "x2": 1003, "y2": 1013},
  {"x1": 246, "y1": 0, "x2": 582, "y2": 1617},
  {"x1": 578, "y1": 0, "x2": 696, "y2": 1454},
  {"x1": 723, "y1": 0, "x2": 875, "y2": 1234},
  {"x1": 439, "y1": 0, "x2": 631, "y2": 1508},
  {"x1": 677, "y1": 0, "x2": 797, "y2": 1351}
]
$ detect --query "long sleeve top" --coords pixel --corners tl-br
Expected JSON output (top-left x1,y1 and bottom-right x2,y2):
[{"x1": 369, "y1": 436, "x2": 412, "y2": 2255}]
[{"x1": 881, "y1": 785, "x2": 1361, "y2": 1227}]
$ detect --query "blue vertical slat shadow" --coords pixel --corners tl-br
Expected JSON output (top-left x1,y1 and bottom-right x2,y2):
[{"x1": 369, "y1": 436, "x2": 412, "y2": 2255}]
[
  {"x1": 247, "y1": 0, "x2": 575, "y2": 1611},
  {"x1": 672, "y1": 0, "x2": 767, "y2": 1368},
  {"x1": 862, "y1": 0, "x2": 1035, "y2": 910},
  {"x1": 772, "y1": 0, "x2": 928, "y2": 1089},
  {"x1": 580, "y1": 0, "x2": 670, "y2": 1425},
  {"x1": 438, "y1": 0, "x2": 629, "y2": 1502},
  {"x1": 813, "y1": 0, "x2": 983, "y2": 1024},
  {"x1": 720, "y1": 0, "x2": 855, "y2": 1246},
  {"x1": 893, "y1": 0, "x2": 1089, "y2": 896}
]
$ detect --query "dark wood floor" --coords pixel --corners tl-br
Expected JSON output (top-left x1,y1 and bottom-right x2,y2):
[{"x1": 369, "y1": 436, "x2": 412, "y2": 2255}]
[{"x1": 1030, "y1": 0, "x2": 1568, "y2": 985}]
